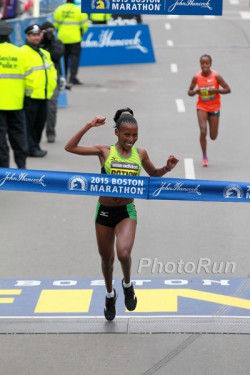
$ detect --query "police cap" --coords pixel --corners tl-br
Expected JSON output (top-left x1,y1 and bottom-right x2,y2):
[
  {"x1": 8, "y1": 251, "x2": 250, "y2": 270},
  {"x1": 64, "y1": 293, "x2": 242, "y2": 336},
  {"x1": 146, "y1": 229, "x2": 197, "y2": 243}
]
[
  {"x1": 0, "y1": 21, "x2": 13, "y2": 36},
  {"x1": 25, "y1": 24, "x2": 42, "y2": 35}
]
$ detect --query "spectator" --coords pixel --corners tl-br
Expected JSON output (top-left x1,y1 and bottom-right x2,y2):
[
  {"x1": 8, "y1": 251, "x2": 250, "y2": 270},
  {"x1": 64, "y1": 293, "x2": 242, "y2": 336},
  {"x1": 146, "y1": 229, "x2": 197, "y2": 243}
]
[
  {"x1": 20, "y1": 24, "x2": 57, "y2": 157},
  {"x1": 0, "y1": 20, "x2": 27, "y2": 169},
  {"x1": 0, "y1": 0, "x2": 7, "y2": 19},
  {"x1": 40, "y1": 21, "x2": 65, "y2": 143},
  {"x1": 18, "y1": 0, "x2": 33, "y2": 17},
  {"x1": 0, "y1": 0, "x2": 18, "y2": 20},
  {"x1": 53, "y1": 0, "x2": 89, "y2": 85}
]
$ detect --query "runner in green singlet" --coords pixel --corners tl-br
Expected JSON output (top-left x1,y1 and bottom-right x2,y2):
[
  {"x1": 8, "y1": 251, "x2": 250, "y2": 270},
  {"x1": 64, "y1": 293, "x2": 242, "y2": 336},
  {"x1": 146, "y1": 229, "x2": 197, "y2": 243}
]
[{"x1": 65, "y1": 108, "x2": 179, "y2": 320}]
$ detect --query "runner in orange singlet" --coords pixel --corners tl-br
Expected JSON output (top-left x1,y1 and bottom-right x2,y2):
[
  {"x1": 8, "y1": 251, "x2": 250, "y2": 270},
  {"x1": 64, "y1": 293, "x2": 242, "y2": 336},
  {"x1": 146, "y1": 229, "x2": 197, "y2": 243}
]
[{"x1": 188, "y1": 54, "x2": 231, "y2": 167}]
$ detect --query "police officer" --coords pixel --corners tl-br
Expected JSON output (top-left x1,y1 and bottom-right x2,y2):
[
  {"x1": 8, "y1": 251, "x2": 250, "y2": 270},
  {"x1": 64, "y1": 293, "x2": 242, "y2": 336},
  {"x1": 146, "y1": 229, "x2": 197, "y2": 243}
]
[
  {"x1": 89, "y1": 13, "x2": 111, "y2": 25},
  {"x1": 53, "y1": 0, "x2": 88, "y2": 85},
  {"x1": 21, "y1": 24, "x2": 57, "y2": 157},
  {"x1": 0, "y1": 21, "x2": 27, "y2": 169}
]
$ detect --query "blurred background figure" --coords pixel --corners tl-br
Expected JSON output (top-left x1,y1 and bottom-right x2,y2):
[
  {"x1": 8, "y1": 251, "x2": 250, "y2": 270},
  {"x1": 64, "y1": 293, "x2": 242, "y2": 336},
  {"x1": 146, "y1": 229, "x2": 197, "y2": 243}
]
[
  {"x1": 0, "y1": 20, "x2": 27, "y2": 169},
  {"x1": 53, "y1": 0, "x2": 89, "y2": 86},
  {"x1": 0, "y1": 0, "x2": 18, "y2": 20},
  {"x1": 19, "y1": 0, "x2": 33, "y2": 17},
  {"x1": 40, "y1": 21, "x2": 65, "y2": 143}
]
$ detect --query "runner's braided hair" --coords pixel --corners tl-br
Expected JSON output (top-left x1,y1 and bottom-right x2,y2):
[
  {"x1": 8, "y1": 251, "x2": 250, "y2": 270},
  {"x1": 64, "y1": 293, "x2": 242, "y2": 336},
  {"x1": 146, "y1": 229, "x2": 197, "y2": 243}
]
[
  {"x1": 113, "y1": 107, "x2": 136, "y2": 129},
  {"x1": 113, "y1": 107, "x2": 133, "y2": 122}
]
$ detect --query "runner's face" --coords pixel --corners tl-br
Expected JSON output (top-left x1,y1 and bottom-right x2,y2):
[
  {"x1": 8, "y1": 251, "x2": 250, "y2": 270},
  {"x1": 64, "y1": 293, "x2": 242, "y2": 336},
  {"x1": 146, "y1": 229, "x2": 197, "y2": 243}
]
[
  {"x1": 200, "y1": 57, "x2": 212, "y2": 74},
  {"x1": 116, "y1": 123, "x2": 138, "y2": 150}
]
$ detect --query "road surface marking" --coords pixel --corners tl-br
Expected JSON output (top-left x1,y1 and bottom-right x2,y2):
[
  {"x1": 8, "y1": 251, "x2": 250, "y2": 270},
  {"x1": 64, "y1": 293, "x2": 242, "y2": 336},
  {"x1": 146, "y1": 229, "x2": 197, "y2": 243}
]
[
  {"x1": 170, "y1": 63, "x2": 178, "y2": 73},
  {"x1": 166, "y1": 39, "x2": 174, "y2": 46},
  {"x1": 184, "y1": 158, "x2": 196, "y2": 179},
  {"x1": 176, "y1": 99, "x2": 185, "y2": 112}
]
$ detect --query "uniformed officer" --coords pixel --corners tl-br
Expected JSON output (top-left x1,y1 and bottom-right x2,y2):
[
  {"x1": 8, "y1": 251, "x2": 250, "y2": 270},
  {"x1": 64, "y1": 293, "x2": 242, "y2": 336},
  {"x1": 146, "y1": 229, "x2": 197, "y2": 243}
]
[
  {"x1": 0, "y1": 21, "x2": 27, "y2": 169},
  {"x1": 89, "y1": 13, "x2": 112, "y2": 25},
  {"x1": 53, "y1": 0, "x2": 89, "y2": 85},
  {"x1": 21, "y1": 24, "x2": 57, "y2": 157}
]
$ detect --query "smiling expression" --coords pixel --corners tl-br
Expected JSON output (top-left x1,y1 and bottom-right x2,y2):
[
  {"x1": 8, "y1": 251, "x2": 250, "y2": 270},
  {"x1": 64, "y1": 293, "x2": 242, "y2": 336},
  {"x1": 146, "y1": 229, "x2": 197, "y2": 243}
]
[{"x1": 115, "y1": 123, "x2": 138, "y2": 151}]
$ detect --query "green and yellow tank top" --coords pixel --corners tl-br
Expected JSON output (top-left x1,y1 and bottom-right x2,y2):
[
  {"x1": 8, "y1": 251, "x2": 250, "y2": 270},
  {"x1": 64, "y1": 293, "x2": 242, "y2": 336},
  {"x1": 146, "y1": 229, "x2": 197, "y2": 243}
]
[{"x1": 101, "y1": 145, "x2": 142, "y2": 176}]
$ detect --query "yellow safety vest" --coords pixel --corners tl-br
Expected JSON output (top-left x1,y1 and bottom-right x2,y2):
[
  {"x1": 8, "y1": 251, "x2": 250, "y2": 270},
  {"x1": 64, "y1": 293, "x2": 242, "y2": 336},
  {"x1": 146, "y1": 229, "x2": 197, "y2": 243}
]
[
  {"x1": 53, "y1": 3, "x2": 89, "y2": 44},
  {"x1": 20, "y1": 45, "x2": 57, "y2": 100},
  {"x1": 90, "y1": 13, "x2": 111, "y2": 23},
  {"x1": 0, "y1": 42, "x2": 25, "y2": 110}
]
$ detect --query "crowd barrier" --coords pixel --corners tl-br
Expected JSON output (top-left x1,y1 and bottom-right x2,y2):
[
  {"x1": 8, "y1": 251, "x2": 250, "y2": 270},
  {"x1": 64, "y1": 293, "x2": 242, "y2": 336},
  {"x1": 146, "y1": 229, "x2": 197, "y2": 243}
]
[{"x1": 1, "y1": 168, "x2": 250, "y2": 203}]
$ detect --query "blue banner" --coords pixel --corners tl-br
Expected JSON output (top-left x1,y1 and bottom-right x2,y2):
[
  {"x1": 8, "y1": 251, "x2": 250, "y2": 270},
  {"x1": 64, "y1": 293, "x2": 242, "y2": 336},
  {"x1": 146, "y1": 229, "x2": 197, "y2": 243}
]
[
  {"x1": 80, "y1": 24, "x2": 155, "y2": 66},
  {"x1": 1, "y1": 169, "x2": 250, "y2": 203},
  {"x1": 149, "y1": 177, "x2": 250, "y2": 202},
  {"x1": 0, "y1": 168, "x2": 148, "y2": 200},
  {"x1": 81, "y1": 0, "x2": 223, "y2": 16}
]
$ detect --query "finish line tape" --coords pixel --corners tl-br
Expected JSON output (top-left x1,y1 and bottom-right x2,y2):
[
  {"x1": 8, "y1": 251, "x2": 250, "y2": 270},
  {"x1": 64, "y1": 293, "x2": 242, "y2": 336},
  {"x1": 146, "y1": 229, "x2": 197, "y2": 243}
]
[{"x1": 0, "y1": 168, "x2": 250, "y2": 203}]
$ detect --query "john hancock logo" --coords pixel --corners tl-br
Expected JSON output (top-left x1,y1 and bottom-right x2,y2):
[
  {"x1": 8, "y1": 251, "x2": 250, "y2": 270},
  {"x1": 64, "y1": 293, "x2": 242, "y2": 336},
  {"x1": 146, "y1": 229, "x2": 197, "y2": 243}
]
[
  {"x1": 68, "y1": 176, "x2": 88, "y2": 191},
  {"x1": 91, "y1": 0, "x2": 110, "y2": 10}
]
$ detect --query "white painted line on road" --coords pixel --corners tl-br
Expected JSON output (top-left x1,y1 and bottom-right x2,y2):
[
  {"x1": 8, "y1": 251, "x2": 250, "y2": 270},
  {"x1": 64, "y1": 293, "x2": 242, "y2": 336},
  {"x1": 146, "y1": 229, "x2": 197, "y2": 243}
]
[
  {"x1": 166, "y1": 40, "x2": 174, "y2": 46},
  {"x1": 166, "y1": 15, "x2": 180, "y2": 19},
  {"x1": 170, "y1": 63, "x2": 178, "y2": 73},
  {"x1": 165, "y1": 23, "x2": 171, "y2": 30},
  {"x1": 229, "y1": 0, "x2": 239, "y2": 4},
  {"x1": 204, "y1": 15, "x2": 216, "y2": 19},
  {"x1": 176, "y1": 99, "x2": 185, "y2": 112},
  {"x1": 184, "y1": 158, "x2": 196, "y2": 179},
  {"x1": 240, "y1": 11, "x2": 250, "y2": 19}
]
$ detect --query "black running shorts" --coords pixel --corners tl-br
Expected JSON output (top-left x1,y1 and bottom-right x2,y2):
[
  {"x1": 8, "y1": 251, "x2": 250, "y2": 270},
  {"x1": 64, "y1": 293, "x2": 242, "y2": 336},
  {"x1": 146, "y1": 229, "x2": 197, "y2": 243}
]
[{"x1": 95, "y1": 202, "x2": 137, "y2": 228}]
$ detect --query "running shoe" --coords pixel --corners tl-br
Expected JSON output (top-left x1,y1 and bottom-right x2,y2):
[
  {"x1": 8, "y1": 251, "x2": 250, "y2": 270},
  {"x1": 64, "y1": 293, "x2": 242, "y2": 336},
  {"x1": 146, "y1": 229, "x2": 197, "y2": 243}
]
[
  {"x1": 202, "y1": 158, "x2": 208, "y2": 167},
  {"x1": 104, "y1": 289, "x2": 117, "y2": 321},
  {"x1": 122, "y1": 280, "x2": 137, "y2": 311}
]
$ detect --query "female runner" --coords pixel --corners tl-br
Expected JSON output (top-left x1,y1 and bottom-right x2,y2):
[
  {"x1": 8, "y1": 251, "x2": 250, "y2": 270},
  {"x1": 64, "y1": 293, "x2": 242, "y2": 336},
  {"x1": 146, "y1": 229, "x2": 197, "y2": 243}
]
[
  {"x1": 188, "y1": 54, "x2": 231, "y2": 167},
  {"x1": 65, "y1": 109, "x2": 179, "y2": 320}
]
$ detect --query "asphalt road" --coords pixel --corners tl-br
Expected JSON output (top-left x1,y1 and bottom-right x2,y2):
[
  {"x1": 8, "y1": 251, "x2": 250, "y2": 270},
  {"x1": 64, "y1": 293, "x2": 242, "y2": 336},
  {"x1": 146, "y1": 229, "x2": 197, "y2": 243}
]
[{"x1": 1, "y1": 1, "x2": 250, "y2": 374}]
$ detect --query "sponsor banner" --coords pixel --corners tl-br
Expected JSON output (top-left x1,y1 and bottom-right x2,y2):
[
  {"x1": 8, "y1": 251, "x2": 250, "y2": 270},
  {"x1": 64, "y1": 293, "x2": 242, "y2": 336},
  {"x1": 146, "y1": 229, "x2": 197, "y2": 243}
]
[
  {"x1": 0, "y1": 278, "x2": 249, "y2": 317},
  {"x1": 81, "y1": 0, "x2": 223, "y2": 16},
  {"x1": 0, "y1": 168, "x2": 148, "y2": 200},
  {"x1": 80, "y1": 24, "x2": 155, "y2": 66},
  {"x1": 1, "y1": 168, "x2": 250, "y2": 203},
  {"x1": 149, "y1": 177, "x2": 250, "y2": 202}
]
